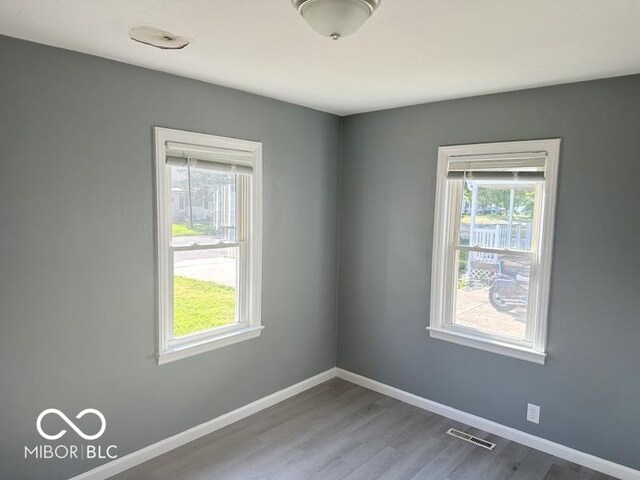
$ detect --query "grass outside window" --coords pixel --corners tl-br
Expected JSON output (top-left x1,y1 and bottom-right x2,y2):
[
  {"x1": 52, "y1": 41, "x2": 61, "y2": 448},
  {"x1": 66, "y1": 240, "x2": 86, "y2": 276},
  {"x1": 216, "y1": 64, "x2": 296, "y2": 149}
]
[{"x1": 173, "y1": 276, "x2": 236, "y2": 337}]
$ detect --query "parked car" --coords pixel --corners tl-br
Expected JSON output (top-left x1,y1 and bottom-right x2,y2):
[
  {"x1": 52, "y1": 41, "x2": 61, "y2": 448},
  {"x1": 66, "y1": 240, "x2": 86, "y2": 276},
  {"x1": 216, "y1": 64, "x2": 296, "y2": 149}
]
[
  {"x1": 484, "y1": 204, "x2": 498, "y2": 215},
  {"x1": 481, "y1": 204, "x2": 506, "y2": 216}
]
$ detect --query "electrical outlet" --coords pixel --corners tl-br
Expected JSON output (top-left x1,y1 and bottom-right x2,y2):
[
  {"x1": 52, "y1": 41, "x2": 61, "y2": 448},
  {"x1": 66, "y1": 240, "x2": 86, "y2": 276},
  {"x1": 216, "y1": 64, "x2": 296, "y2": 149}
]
[{"x1": 527, "y1": 403, "x2": 540, "y2": 424}]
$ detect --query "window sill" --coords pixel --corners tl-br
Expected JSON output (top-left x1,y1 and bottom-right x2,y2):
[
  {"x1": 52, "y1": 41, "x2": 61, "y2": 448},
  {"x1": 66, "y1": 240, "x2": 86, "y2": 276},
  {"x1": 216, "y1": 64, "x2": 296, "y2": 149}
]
[
  {"x1": 158, "y1": 325, "x2": 264, "y2": 365},
  {"x1": 427, "y1": 327, "x2": 546, "y2": 365}
]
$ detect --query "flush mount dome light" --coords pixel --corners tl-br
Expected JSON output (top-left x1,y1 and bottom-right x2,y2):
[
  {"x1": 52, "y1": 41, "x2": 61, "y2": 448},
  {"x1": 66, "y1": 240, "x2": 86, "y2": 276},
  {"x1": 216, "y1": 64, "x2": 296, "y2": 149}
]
[
  {"x1": 129, "y1": 26, "x2": 189, "y2": 49},
  {"x1": 292, "y1": 0, "x2": 380, "y2": 40}
]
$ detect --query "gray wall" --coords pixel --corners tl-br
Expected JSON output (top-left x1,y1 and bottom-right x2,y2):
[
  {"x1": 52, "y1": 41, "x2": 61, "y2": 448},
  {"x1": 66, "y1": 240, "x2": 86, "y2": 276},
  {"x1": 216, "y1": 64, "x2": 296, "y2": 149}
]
[
  {"x1": 337, "y1": 75, "x2": 640, "y2": 469},
  {"x1": 0, "y1": 36, "x2": 340, "y2": 480}
]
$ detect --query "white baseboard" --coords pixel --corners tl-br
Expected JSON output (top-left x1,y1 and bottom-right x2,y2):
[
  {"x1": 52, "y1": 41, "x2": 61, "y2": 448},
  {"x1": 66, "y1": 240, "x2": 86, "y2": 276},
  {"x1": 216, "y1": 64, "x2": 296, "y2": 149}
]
[
  {"x1": 336, "y1": 368, "x2": 640, "y2": 480},
  {"x1": 69, "y1": 367, "x2": 639, "y2": 480},
  {"x1": 69, "y1": 368, "x2": 337, "y2": 480}
]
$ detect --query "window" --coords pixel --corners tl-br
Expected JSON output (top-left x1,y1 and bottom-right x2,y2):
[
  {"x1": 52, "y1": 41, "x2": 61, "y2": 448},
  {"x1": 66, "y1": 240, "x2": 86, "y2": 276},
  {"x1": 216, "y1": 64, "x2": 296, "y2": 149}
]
[
  {"x1": 154, "y1": 127, "x2": 262, "y2": 364},
  {"x1": 429, "y1": 139, "x2": 560, "y2": 364}
]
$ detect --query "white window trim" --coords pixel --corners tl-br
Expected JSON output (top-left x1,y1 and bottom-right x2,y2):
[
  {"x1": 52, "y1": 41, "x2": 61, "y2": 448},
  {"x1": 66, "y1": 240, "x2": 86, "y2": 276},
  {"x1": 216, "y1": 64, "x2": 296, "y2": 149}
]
[
  {"x1": 154, "y1": 127, "x2": 263, "y2": 365},
  {"x1": 428, "y1": 139, "x2": 560, "y2": 365}
]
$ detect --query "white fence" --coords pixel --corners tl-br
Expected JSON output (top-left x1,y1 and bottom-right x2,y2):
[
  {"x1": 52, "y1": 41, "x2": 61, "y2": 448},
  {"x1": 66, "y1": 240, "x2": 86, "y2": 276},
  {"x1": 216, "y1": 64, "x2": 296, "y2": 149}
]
[{"x1": 470, "y1": 223, "x2": 532, "y2": 263}]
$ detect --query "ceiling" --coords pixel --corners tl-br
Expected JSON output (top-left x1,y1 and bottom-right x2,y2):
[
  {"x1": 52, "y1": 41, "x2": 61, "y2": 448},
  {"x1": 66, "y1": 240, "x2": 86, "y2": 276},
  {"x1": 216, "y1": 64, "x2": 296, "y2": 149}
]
[{"x1": 1, "y1": 0, "x2": 640, "y2": 115}]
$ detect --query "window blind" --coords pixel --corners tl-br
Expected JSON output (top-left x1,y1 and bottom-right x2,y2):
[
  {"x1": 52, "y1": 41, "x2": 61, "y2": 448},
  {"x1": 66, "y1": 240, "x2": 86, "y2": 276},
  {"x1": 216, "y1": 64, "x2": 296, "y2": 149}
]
[
  {"x1": 165, "y1": 141, "x2": 253, "y2": 175},
  {"x1": 447, "y1": 151, "x2": 546, "y2": 181}
]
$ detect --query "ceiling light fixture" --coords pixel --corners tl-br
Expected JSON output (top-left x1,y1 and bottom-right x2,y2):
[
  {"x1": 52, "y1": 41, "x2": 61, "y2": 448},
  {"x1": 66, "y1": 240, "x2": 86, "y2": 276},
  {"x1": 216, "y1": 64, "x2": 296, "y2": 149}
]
[
  {"x1": 129, "y1": 26, "x2": 189, "y2": 50},
  {"x1": 292, "y1": 0, "x2": 380, "y2": 40}
]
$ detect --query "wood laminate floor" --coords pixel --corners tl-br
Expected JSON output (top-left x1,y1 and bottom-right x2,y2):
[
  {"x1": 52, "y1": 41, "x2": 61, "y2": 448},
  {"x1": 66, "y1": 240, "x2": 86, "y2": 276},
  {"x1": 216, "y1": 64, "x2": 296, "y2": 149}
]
[{"x1": 111, "y1": 379, "x2": 617, "y2": 480}]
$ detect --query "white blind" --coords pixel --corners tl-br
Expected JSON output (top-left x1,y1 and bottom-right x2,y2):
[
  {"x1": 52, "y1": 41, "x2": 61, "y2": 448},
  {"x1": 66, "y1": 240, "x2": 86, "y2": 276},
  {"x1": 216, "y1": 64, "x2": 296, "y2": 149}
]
[
  {"x1": 165, "y1": 141, "x2": 253, "y2": 175},
  {"x1": 447, "y1": 152, "x2": 546, "y2": 181}
]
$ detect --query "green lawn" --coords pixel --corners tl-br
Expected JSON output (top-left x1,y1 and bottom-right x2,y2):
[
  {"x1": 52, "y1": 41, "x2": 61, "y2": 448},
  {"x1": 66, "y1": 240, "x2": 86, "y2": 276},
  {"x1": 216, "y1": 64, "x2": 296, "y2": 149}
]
[
  {"x1": 172, "y1": 224, "x2": 198, "y2": 236},
  {"x1": 173, "y1": 276, "x2": 236, "y2": 337},
  {"x1": 172, "y1": 223, "x2": 214, "y2": 237},
  {"x1": 461, "y1": 214, "x2": 531, "y2": 224}
]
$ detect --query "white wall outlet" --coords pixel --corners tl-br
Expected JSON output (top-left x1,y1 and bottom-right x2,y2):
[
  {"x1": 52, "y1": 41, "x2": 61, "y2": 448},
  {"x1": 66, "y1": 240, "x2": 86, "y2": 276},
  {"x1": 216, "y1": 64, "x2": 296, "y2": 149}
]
[{"x1": 527, "y1": 403, "x2": 540, "y2": 424}]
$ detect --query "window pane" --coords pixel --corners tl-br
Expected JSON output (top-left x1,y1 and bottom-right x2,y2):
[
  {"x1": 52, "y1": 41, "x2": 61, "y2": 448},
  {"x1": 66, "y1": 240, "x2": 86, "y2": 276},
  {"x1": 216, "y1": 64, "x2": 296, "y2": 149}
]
[
  {"x1": 453, "y1": 252, "x2": 531, "y2": 340},
  {"x1": 459, "y1": 180, "x2": 536, "y2": 251},
  {"x1": 173, "y1": 247, "x2": 238, "y2": 338},
  {"x1": 170, "y1": 165, "x2": 237, "y2": 246}
]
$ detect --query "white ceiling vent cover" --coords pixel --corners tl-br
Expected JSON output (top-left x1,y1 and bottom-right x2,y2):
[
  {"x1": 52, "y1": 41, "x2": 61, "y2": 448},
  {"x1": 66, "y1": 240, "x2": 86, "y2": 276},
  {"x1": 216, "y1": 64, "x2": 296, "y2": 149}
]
[{"x1": 446, "y1": 428, "x2": 496, "y2": 450}]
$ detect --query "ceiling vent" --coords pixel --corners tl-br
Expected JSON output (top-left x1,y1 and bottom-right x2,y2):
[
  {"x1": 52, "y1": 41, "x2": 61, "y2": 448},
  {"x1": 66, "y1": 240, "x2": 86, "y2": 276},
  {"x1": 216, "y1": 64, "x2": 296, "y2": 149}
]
[{"x1": 446, "y1": 428, "x2": 496, "y2": 450}]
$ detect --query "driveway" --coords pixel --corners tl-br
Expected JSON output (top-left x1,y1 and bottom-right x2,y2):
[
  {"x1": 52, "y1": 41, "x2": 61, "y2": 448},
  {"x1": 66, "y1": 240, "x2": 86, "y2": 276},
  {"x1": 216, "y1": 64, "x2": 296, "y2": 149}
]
[
  {"x1": 455, "y1": 288, "x2": 526, "y2": 339},
  {"x1": 173, "y1": 236, "x2": 237, "y2": 288}
]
